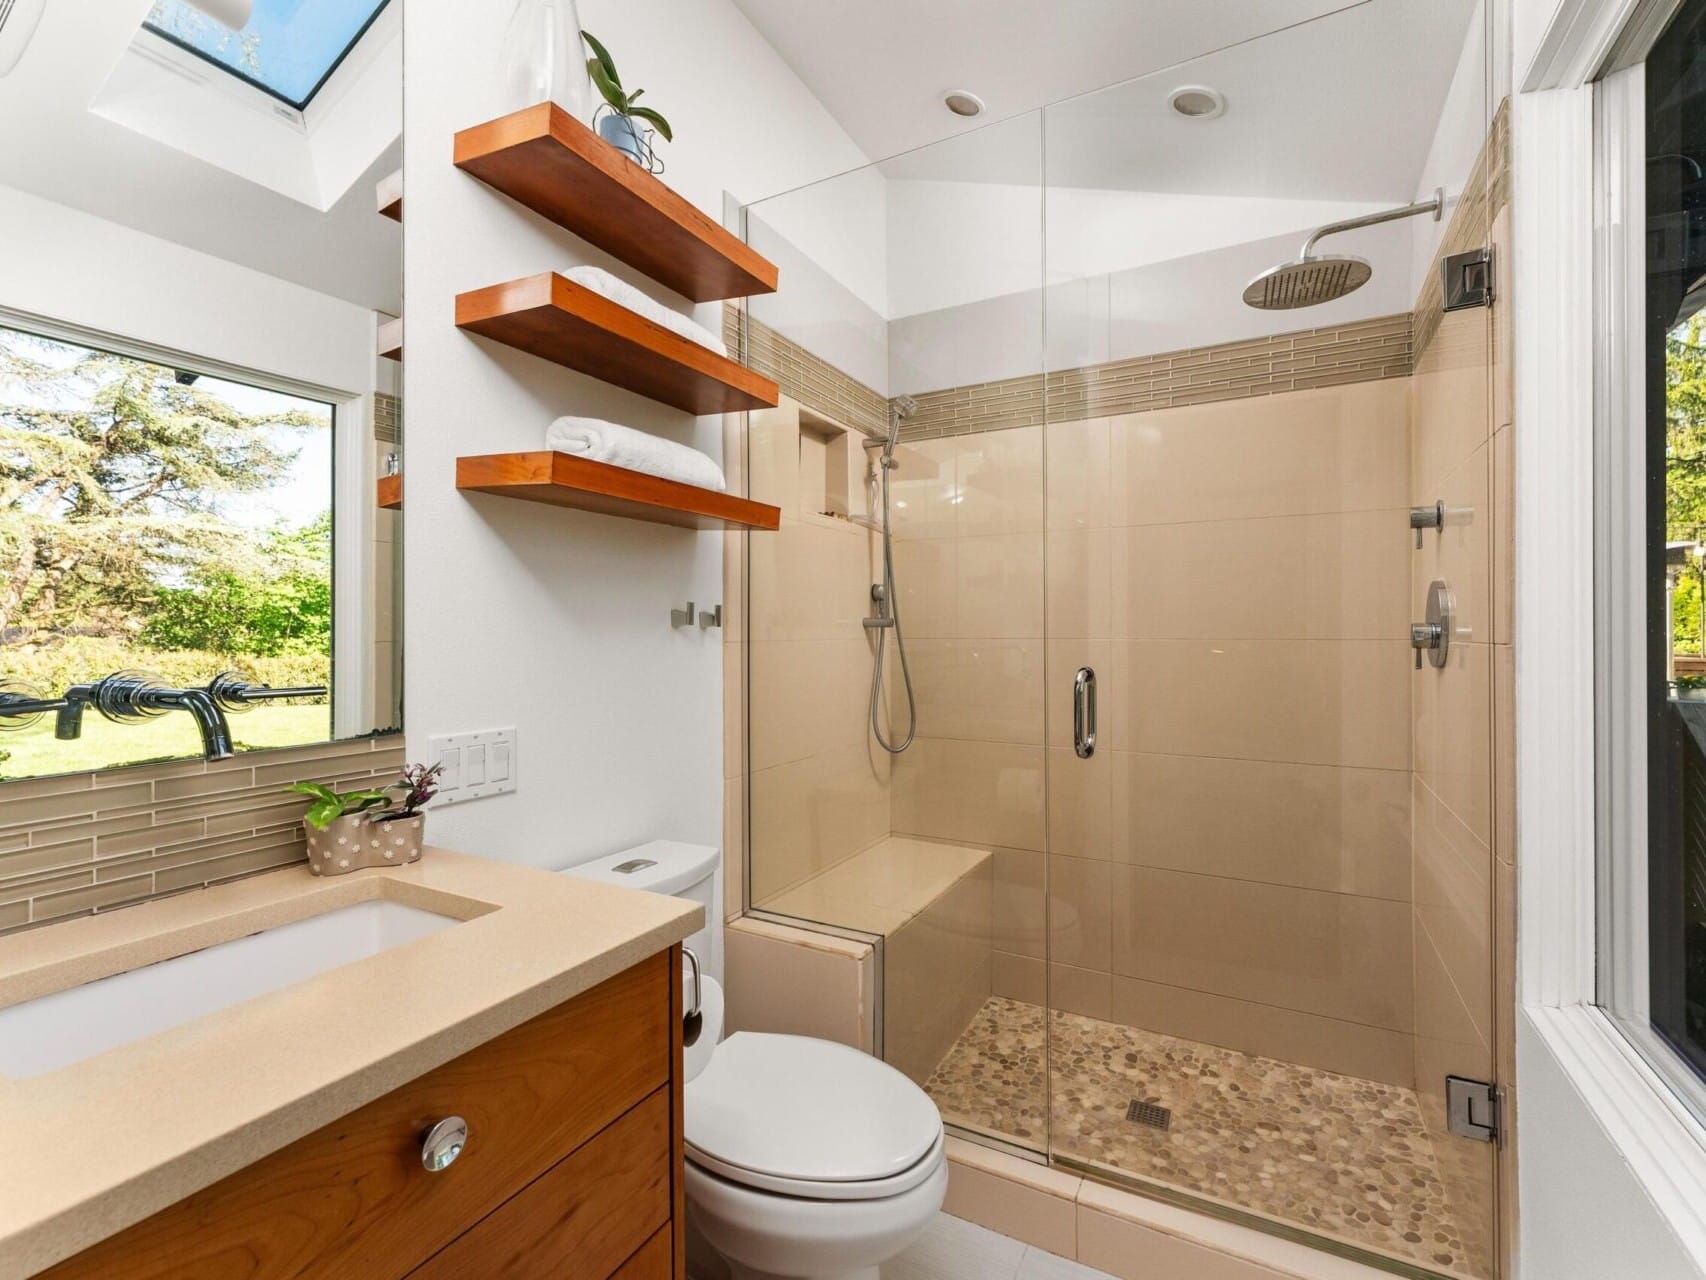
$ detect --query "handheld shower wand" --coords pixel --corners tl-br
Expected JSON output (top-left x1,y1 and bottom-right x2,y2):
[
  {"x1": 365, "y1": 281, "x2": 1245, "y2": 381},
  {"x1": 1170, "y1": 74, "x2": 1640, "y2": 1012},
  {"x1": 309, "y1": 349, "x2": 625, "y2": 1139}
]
[{"x1": 865, "y1": 396, "x2": 919, "y2": 753}]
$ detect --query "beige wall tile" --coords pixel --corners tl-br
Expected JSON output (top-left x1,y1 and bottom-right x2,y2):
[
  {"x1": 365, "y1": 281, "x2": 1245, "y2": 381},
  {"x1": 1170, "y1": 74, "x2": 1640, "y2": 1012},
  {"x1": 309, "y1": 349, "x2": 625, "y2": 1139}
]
[
  {"x1": 1047, "y1": 747, "x2": 1112, "y2": 862},
  {"x1": 900, "y1": 638, "x2": 1045, "y2": 746},
  {"x1": 958, "y1": 425, "x2": 1044, "y2": 537},
  {"x1": 994, "y1": 951, "x2": 1046, "y2": 1003},
  {"x1": 748, "y1": 518, "x2": 869, "y2": 642},
  {"x1": 747, "y1": 402, "x2": 801, "y2": 511},
  {"x1": 891, "y1": 538, "x2": 959, "y2": 639},
  {"x1": 1111, "y1": 753, "x2": 1411, "y2": 900},
  {"x1": 1411, "y1": 336, "x2": 1490, "y2": 501},
  {"x1": 1491, "y1": 206, "x2": 1514, "y2": 432},
  {"x1": 1111, "y1": 639, "x2": 1411, "y2": 770},
  {"x1": 1413, "y1": 640, "x2": 1493, "y2": 846},
  {"x1": 958, "y1": 533, "x2": 1045, "y2": 639},
  {"x1": 1046, "y1": 416, "x2": 1112, "y2": 532},
  {"x1": 888, "y1": 437, "x2": 957, "y2": 540},
  {"x1": 1112, "y1": 511, "x2": 1411, "y2": 642},
  {"x1": 749, "y1": 744, "x2": 890, "y2": 902},
  {"x1": 1077, "y1": 1205, "x2": 1290, "y2": 1280},
  {"x1": 1494, "y1": 644, "x2": 1514, "y2": 868},
  {"x1": 891, "y1": 737, "x2": 1045, "y2": 851},
  {"x1": 1109, "y1": 973, "x2": 1415, "y2": 1087},
  {"x1": 1051, "y1": 961, "x2": 1111, "y2": 1020},
  {"x1": 1413, "y1": 778, "x2": 1493, "y2": 1048},
  {"x1": 725, "y1": 917, "x2": 876, "y2": 1051},
  {"x1": 749, "y1": 638, "x2": 870, "y2": 771},
  {"x1": 1110, "y1": 864, "x2": 1414, "y2": 1032},
  {"x1": 1049, "y1": 853, "x2": 1111, "y2": 972},
  {"x1": 723, "y1": 775, "x2": 745, "y2": 922},
  {"x1": 1047, "y1": 528, "x2": 1113, "y2": 639},
  {"x1": 993, "y1": 846, "x2": 1047, "y2": 959},
  {"x1": 1109, "y1": 380, "x2": 1410, "y2": 527},
  {"x1": 945, "y1": 1139, "x2": 1079, "y2": 1257}
]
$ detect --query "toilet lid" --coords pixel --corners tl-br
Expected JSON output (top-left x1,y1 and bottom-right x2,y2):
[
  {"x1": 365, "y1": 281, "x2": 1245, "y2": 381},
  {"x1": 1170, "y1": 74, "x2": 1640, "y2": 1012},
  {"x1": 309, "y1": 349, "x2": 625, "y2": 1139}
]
[{"x1": 685, "y1": 1033, "x2": 942, "y2": 1190}]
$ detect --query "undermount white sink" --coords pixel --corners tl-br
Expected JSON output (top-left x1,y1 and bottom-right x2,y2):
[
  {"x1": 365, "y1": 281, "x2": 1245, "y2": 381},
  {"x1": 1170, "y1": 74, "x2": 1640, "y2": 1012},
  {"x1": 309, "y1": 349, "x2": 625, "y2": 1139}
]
[{"x1": 0, "y1": 901, "x2": 456, "y2": 1078}]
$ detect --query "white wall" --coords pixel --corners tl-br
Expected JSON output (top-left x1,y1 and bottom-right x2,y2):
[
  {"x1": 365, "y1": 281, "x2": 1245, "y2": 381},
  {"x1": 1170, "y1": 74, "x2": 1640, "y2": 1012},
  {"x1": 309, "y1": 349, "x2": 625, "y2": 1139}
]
[
  {"x1": 401, "y1": 0, "x2": 868, "y2": 870},
  {"x1": 1410, "y1": 0, "x2": 1491, "y2": 297},
  {"x1": 0, "y1": 182, "x2": 375, "y2": 395}
]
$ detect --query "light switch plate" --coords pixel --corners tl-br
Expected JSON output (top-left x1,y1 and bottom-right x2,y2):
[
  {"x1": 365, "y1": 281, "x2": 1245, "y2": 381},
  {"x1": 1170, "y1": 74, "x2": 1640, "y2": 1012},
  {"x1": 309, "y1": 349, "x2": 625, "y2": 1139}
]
[{"x1": 428, "y1": 728, "x2": 516, "y2": 805}]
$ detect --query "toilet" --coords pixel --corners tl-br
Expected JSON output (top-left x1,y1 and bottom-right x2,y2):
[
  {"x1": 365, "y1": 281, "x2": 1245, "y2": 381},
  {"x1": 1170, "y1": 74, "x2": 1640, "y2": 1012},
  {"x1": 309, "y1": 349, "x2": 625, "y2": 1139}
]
[{"x1": 565, "y1": 841, "x2": 947, "y2": 1280}]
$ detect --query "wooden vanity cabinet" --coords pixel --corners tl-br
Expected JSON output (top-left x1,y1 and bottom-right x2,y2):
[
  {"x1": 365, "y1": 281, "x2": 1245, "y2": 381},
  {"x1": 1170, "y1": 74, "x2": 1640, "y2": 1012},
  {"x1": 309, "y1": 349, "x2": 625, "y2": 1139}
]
[{"x1": 40, "y1": 946, "x2": 686, "y2": 1280}]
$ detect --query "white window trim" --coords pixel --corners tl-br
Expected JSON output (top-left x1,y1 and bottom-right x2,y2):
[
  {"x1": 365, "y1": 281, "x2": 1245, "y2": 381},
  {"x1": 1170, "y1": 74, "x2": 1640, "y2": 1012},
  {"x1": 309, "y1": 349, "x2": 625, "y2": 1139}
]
[{"x1": 1518, "y1": 0, "x2": 1706, "y2": 1265}]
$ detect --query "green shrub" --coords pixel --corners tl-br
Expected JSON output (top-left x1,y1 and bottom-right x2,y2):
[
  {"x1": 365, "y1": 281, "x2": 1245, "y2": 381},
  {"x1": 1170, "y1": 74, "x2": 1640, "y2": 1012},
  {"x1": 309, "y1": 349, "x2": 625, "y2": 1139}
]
[{"x1": 0, "y1": 636, "x2": 329, "y2": 699}]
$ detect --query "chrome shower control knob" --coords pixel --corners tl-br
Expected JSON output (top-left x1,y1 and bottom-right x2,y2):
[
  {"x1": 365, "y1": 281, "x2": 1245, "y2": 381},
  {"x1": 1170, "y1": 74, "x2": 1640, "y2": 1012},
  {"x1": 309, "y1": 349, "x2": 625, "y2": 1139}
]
[{"x1": 420, "y1": 1116, "x2": 468, "y2": 1172}]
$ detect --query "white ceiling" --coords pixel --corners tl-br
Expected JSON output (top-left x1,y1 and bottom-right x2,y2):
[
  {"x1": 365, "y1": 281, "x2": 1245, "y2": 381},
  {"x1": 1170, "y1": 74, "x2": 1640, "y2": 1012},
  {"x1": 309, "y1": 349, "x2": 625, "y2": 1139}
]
[
  {"x1": 733, "y1": 0, "x2": 1371, "y2": 160},
  {"x1": 0, "y1": 0, "x2": 401, "y2": 313}
]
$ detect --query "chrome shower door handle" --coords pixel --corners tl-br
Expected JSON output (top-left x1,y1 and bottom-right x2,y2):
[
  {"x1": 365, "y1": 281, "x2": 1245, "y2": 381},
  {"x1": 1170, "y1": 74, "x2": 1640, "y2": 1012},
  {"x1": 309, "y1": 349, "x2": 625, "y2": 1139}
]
[{"x1": 1073, "y1": 667, "x2": 1097, "y2": 759}]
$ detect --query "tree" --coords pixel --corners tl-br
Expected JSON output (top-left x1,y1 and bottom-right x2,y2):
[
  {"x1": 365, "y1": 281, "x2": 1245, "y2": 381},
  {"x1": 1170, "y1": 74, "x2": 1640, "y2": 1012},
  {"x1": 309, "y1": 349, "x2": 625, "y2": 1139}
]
[
  {"x1": 0, "y1": 331, "x2": 321, "y2": 643},
  {"x1": 1669, "y1": 313, "x2": 1706, "y2": 654}
]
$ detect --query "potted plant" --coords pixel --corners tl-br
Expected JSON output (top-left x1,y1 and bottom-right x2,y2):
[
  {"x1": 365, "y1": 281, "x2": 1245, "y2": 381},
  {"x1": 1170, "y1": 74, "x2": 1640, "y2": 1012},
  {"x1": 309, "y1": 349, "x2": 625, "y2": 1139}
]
[
  {"x1": 582, "y1": 31, "x2": 672, "y2": 169},
  {"x1": 287, "y1": 762, "x2": 443, "y2": 876}
]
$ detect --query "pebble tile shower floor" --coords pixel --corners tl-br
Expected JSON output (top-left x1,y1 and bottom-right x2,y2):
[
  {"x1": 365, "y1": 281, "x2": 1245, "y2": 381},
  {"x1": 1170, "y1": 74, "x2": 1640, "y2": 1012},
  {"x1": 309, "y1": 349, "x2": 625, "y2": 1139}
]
[{"x1": 924, "y1": 997, "x2": 1488, "y2": 1279}]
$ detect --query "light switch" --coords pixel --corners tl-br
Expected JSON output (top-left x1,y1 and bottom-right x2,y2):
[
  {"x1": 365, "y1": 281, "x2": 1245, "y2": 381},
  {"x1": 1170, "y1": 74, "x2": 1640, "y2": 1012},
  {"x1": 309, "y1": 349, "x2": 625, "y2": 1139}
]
[{"x1": 427, "y1": 728, "x2": 516, "y2": 805}]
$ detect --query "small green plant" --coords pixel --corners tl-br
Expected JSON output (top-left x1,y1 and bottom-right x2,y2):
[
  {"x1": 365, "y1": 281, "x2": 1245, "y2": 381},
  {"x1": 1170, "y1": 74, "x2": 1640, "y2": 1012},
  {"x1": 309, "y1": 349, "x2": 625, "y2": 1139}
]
[
  {"x1": 582, "y1": 31, "x2": 672, "y2": 141},
  {"x1": 287, "y1": 780, "x2": 398, "y2": 830}
]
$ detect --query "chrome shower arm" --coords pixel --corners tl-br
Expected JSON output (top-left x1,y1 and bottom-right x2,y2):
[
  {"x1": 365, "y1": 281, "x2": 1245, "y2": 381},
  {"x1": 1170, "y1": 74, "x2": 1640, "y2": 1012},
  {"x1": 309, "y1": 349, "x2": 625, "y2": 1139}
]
[{"x1": 1300, "y1": 187, "x2": 1443, "y2": 259}]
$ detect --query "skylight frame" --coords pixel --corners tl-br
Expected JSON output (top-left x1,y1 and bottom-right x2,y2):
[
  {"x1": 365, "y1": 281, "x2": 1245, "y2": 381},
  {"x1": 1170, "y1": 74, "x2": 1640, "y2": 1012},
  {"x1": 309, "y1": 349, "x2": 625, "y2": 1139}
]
[{"x1": 142, "y1": 0, "x2": 393, "y2": 113}]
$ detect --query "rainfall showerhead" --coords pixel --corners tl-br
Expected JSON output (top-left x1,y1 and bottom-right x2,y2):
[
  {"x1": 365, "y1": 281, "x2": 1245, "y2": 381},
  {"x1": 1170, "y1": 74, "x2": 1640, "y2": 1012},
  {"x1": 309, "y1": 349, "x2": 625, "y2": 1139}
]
[
  {"x1": 1243, "y1": 188, "x2": 1443, "y2": 311},
  {"x1": 1242, "y1": 255, "x2": 1374, "y2": 310}
]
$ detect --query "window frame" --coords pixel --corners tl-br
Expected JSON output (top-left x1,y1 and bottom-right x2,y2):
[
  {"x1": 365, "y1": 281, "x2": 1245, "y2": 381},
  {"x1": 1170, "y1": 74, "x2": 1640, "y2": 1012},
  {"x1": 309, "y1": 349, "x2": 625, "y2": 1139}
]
[{"x1": 1522, "y1": 0, "x2": 1706, "y2": 1264}]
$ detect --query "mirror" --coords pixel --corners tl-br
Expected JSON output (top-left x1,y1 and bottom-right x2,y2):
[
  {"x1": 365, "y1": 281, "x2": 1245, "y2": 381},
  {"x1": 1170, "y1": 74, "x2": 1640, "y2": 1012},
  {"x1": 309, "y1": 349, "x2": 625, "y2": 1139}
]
[{"x1": 0, "y1": 0, "x2": 403, "y2": 782}]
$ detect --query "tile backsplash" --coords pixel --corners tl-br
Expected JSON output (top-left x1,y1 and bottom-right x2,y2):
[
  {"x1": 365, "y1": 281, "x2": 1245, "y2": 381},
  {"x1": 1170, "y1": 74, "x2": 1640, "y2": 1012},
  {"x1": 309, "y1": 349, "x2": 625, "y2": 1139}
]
[{"x1": 0, "y1": 735, "x2": 405, "y2": 935}]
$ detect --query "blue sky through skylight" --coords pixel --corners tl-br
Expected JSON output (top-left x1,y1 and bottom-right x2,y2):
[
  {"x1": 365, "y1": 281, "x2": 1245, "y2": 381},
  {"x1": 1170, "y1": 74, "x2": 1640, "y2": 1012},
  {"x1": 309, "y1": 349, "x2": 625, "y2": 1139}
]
[{"x1": 145, "y1": 0, "x2": 390, "y2": 110}]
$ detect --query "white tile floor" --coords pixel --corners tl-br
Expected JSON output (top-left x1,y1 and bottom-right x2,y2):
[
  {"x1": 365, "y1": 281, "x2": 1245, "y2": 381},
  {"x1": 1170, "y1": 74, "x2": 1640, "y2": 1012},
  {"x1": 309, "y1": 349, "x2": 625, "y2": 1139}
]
[{"x1": 882, "y1": 1214, "x2": 1116, "y2": 1280}]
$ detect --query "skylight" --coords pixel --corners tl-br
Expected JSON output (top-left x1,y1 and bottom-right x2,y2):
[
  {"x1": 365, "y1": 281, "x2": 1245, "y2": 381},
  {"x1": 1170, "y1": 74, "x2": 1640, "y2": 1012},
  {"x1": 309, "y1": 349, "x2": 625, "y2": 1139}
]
[{"x1": 144, "y1": 0, "x2": 391, "y2": 112}]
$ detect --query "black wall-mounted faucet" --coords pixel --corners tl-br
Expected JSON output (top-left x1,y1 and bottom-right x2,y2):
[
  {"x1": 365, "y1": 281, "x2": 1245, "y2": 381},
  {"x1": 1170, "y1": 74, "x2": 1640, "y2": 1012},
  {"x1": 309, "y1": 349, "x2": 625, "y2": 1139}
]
[{"x1": 45, "y1": 672, "x2": 330, "y2": 763}]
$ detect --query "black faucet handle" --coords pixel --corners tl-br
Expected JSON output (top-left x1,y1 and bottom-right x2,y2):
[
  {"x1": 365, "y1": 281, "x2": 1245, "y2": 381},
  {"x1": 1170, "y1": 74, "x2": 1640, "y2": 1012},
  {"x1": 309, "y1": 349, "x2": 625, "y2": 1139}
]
[{"x1": 205, "y1": 672, "x2": 329, "y2": 713}]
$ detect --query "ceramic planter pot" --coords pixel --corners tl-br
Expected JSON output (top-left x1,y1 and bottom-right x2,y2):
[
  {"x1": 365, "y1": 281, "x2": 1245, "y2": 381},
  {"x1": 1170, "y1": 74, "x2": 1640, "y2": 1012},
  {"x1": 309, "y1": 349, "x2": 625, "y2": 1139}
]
[
  {"x1": 304, "y1": 813, "x2": 424, "y2": 876},
  {"x1": 597, "y1": 113, "x2": 647, "y2": 164}
]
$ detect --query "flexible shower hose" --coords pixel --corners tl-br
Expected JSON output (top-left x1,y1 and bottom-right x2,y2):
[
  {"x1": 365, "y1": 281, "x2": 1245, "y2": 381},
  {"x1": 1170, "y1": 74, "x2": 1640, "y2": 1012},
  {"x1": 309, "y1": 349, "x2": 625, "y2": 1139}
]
[{"x1": 870, "y1": 449, "x2": 917, "y2": 753}]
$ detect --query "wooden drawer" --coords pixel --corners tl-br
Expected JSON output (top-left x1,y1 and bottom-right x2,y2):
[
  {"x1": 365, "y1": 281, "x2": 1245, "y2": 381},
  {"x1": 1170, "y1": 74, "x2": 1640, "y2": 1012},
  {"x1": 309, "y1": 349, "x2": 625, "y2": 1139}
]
[
  {"x1": 407, "y1": 1089, "x2": 670, "y2": 1279},
  {"x1": 42, "y1": 953, "x2": 670, "y2": 1280}
]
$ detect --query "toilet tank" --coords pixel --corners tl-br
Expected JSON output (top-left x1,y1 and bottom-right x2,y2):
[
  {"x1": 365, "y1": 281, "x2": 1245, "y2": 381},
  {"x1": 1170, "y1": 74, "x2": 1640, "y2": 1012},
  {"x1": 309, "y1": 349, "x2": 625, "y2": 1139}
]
[{"x1": 562, "y1": 840, "x2": 722, "y2": 981}]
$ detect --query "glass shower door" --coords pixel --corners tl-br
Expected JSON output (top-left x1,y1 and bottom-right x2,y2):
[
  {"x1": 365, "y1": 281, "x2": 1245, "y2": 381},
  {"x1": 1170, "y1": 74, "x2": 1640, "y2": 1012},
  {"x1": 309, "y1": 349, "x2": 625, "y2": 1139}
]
[{"x1": 1039, "y1": 6, "x2": 1504, "y2": 1277}]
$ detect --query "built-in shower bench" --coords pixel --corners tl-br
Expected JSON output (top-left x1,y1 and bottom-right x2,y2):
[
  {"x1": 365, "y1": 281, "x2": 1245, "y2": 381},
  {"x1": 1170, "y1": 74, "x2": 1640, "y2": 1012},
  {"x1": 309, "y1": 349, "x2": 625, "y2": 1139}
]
[{"x1": 761, "y1": 836, "x2": 993, "y2": 1084}]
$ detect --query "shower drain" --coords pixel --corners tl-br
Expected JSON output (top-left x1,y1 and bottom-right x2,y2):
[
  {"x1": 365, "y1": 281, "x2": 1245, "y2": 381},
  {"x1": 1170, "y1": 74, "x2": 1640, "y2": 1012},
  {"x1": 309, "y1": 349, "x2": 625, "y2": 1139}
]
[{"x1": 1125, "y1": 1100, "x2": 1172, "y2": 1131}]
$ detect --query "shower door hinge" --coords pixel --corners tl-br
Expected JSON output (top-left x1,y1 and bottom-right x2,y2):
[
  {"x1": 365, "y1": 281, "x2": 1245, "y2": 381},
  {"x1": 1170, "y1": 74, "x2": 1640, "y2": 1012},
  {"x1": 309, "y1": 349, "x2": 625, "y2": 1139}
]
[
  {"x1": 1442, "y1": 247, "x2": 1495, "y2": 311},
  {"x1": 1446, "y1": 1075, "x2": 1502, "y2": 1143}
]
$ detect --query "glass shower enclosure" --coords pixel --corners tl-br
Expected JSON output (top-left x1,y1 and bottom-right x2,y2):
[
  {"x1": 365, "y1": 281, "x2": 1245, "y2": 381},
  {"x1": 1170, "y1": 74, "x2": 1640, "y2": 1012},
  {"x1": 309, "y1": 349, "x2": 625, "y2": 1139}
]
[{"x1": 733, "y1": 5, "x2": 1503, "y2": 1277}]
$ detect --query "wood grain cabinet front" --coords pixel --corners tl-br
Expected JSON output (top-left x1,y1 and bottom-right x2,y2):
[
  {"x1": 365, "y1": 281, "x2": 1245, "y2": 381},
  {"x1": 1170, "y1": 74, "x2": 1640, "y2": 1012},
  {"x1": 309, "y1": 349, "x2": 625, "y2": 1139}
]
[{"x1": 41, "y1": 948, "x2": 684, "y2": 1280}]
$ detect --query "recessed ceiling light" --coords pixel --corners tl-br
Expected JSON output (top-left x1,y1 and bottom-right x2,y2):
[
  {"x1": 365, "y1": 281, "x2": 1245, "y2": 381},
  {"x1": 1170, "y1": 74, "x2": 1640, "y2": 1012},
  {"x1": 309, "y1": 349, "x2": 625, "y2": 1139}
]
[
  {"x1": 942, "y1": 89, "x2": 985, "y2": 118},
  {"x1": 1168, "y1": 85, "x2": 1227, "y2": 120}
]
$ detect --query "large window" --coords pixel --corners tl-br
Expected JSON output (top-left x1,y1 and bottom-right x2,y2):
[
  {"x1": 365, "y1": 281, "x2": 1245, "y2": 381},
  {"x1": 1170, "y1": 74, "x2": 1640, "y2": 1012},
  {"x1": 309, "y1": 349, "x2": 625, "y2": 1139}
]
[
  {"x1": 1644, "y1": 0, "x2": 1706, "y2": 1079},
  {"x1": 0, "y1": 324, "x2": 335, "y2": 780}
]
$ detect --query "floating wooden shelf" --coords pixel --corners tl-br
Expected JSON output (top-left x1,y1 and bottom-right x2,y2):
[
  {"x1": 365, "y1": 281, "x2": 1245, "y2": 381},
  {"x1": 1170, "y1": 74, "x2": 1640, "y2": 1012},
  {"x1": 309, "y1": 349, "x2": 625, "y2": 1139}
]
[
  {"x1": 456, "y1": 273, "x2": 779, "y2": 414},
  {"x1": 377, "y1": 316, "x2": 403, "y2": 362},
  {"x1": 377, "y1": 474, "x2": 402, "y2": 510},
  {"x1": 376, "y1": 168, "x2": 402, "y2": 222},
  {"x1": 454, "y1": 103, "x2": 778, "y2": 303},
  {"x1": 457, "y1": 451, "x2": 780, "y2": 531}
]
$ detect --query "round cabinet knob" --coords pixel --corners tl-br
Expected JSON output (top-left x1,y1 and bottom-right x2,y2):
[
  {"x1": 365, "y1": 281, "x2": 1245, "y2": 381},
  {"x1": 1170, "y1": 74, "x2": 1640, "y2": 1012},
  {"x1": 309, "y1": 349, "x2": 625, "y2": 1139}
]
[{"x1": 420, "y1": 1116, "x2": 468, "y2": 1172}]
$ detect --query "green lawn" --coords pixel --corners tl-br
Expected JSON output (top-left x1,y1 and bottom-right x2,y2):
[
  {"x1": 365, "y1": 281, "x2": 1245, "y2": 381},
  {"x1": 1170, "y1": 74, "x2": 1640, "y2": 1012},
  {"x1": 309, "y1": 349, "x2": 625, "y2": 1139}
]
[{"x1": 0, "y1": 705, "x2": 334, "y2": 780}]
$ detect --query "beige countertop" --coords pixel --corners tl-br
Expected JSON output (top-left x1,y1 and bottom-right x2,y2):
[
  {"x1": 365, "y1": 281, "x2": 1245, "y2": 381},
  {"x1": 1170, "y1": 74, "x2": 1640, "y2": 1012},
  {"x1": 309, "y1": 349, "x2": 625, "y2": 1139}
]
[{"x1": 0, "y1": 848, "x2": 701, "y2": 1279}]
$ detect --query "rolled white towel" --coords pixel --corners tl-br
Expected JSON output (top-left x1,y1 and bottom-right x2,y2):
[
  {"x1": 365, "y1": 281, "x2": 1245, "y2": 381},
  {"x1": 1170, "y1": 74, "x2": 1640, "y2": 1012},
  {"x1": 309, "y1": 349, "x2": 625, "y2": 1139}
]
[
  {"x1": 562, "y1": 265, "x2": 727, "y2": 357},
  {"x1": 547, "y1": 416, "x2": 727, "y2": 492}
]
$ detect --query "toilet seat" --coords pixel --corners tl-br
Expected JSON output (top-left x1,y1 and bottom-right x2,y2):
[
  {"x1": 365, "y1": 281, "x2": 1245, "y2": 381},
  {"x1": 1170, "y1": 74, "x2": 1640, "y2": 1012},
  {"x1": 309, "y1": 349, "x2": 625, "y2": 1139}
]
[{"x1": 685, "y1": 1032, "x2": 944, "y2": 1202}]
